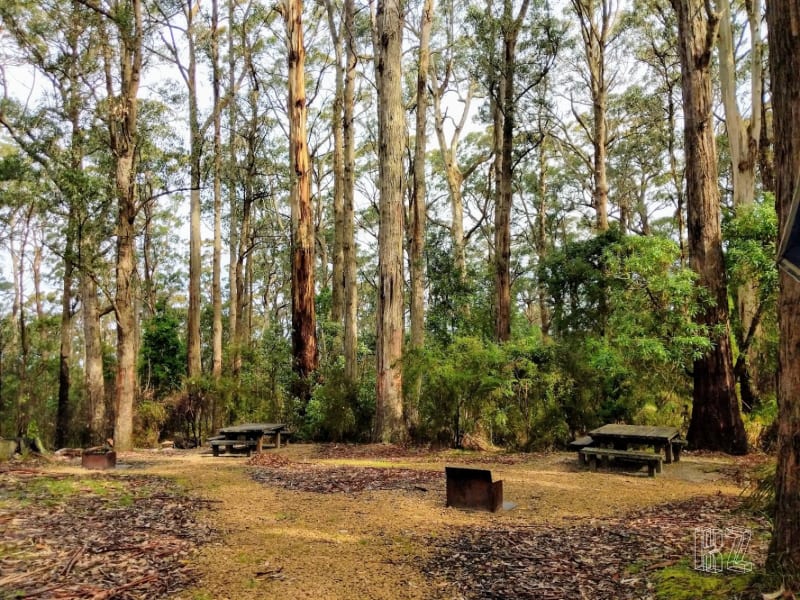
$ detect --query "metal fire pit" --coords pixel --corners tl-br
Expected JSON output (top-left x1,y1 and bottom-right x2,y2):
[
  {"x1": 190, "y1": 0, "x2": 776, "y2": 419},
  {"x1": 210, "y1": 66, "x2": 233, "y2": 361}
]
[
  {"x1": 81, "y1": 450, "x2": 116, "y2": 470},
  {"x1": 445, "y1": 466, "x2": 504, "y2": 512}
]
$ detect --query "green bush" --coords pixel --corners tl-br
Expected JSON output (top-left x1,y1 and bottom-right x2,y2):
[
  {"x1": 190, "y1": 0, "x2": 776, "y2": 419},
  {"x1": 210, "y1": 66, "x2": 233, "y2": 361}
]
[{"x1": 301, "y1": 361, "x2": 375, "y2": 442}]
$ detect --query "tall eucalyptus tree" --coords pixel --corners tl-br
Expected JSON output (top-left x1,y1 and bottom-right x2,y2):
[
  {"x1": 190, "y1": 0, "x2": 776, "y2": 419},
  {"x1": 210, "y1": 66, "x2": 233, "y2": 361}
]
[
  {"x1": 670, "y1": 0, "x2": 747, "y2": 454},
  {"x1": 284, "y1": 0, "x2": 318, "y2": 386},
  {"x1": 373, "y1": 0, "x2": 407, "y2": 442},
  {"x1": 766, "y1": 0, "x2": 800, "y2": 575}
]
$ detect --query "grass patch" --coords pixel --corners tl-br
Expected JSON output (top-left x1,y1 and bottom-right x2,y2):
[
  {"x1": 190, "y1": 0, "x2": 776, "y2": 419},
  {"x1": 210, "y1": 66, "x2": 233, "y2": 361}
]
[{"x1": 653, "y1": 560, "x2": 756, "y2": 600}]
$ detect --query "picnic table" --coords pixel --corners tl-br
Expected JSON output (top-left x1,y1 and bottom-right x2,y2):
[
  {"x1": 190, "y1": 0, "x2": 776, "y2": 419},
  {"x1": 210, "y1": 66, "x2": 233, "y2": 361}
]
[
  {"x1": 210, "y1": 423, "x2": 287, "y2": 456},
  {"x1": 588, "y1": 424, "x2": 685, "y2": 464}
]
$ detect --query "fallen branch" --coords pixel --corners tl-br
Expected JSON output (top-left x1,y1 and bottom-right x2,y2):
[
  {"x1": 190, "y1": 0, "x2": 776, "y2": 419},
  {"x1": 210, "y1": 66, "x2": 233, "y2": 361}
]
[
  {"x1": 89, "y1": 574, "x2": 160, "y2": 600},
  {"x1": 62, "y1": 543, "x2": 88, "y2": 576}
]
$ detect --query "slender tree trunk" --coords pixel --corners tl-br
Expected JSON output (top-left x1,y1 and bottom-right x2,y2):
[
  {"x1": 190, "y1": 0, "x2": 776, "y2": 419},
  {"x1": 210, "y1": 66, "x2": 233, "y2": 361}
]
[
  {"x1": 286, "y1": 0, "x2": 318, "y2": 388},
  {"x1": 228, "y1": 0, "x2": 239, "y2": 378},
  {"x1": 671, "y1": 0, "x2": 747, "y2": 454},
  {"x1": 717, "y1": 0, "x2": 763, "y2": 408},
  {"x1": 374, "y1": 0, "x2": 407, "y2": 443},
  {"x1": 343, "y1": 0, "x2": 358, "y2": 384},
  {"x1": 32, "y1": 233, "x2": 43, "y2": 320},
  {"x1": 494, "y1": 0, "x2": 530, "y2": 343},
  {"x1": 11, "y1": 212, "x2": 30, "y2": 436},
  {"x1": 407, "y1": 0, "x2": 433, "y2": 432},
  {"x1": 324, "y1": 0, "x2": 345, "y2": 324},
  {"x1": 593, "y1": 93, "x2": 609, "y2": 232},
  {"x1": 211, "y1": 0, "x2": 223, "y2": 389},
  {"x1": 766, "y1": 0, "x2": 800, "y2": 575},
  {"x1": 535, "y1": 135, "x2": 550, "y2": 337},
  {"x1": 570, "y1": 0, "x2": 615, "y2": 232},
  {"x1": 431, "y1": 74, "x2": 474, "y2": 276},
  {"x1": 186, "y1": 0, "x2": 202, "y2": 383},
  {"x1": 82, "y1": 272, "x2": 106, "y2": 444},
  {"x1": 56, "y1": 212, "x2": 74, "y2": 449},
  {"x1": 666, "y1": 81, "x2": 687, "y2": 265},
  {"x1": 95, "y1": 0, "x2": 143, "y2": 453}
]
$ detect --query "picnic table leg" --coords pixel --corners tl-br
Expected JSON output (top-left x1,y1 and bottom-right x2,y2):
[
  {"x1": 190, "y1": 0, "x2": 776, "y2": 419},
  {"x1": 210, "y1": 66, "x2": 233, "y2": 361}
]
[
  {"x1": 256, "y1": 436, "x2": 263, "y2": 453},
  {"x1": 589, "y1": 455, "x2": 598, "y2": 472},
  {"x1": 665, "y1": 442, "x2": 673, "y2": 464},
  {"x1": 212, "y1": 445, "x2": 219, "y2": 457},
  {"x1": 276, "y1": 432, "x2": 281, "y2": 449}
]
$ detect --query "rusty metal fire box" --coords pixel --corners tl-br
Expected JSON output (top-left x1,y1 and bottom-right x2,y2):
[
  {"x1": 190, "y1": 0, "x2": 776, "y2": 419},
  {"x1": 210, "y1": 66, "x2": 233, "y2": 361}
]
[
  {"x1": 81, "y1": 449, "x2": 116, "y2": 470},
  {"x1": 445, "y1": 466, "x2": 503, "y2": 512}
]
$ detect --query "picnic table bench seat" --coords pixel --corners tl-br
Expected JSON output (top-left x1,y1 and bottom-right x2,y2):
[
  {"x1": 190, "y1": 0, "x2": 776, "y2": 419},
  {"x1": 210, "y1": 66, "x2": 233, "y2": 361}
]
[
  {"x1": 580, "y1": 447, "x2": 664, "y2": 477},
  {"x1": 568, "y1": 435, "x2": 596, "y2": 464},
  {"x1": 210, "y1": 438, "x2": 259, "y2": 456}
]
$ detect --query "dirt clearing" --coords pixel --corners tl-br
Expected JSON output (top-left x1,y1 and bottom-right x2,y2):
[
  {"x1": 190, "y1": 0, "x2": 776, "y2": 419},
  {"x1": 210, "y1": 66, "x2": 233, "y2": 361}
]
[{"x1": 0, "y1": 446, "x2": 768, "y2": 599}]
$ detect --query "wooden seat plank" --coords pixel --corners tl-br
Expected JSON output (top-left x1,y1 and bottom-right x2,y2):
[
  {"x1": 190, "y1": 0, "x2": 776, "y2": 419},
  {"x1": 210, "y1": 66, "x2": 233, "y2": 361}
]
[{"x1": 580, "y1": 447, "x2": 663, "y2": 477}]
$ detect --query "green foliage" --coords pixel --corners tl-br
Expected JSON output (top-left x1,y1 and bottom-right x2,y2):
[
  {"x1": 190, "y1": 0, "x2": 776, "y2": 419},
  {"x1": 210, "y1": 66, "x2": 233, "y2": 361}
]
[
  {"x1": 723, "y1": 196, "x2": 780, "y2": 401},
  {"x1": 425, "y1": 227, "x2": 493, "y2": 345},
  {"x1": 134, "y1": 399, "x2": 168, "y2": 448},
  {"x1": 723, "y1": 197, "x2": 778, "y2": 304},
  {"x1": 139, "y1": 300, "x2": 187, "y2": 398},
  {"x1": 407, "y1": 336, "x2": 572, "y2": 449},
  {"x1": 303, "y1": 362, "x2": 375, "y2": 442},
  {"x1": 408, "y1": 337, "x2": 509, "y2": 447},
  {"x1": 540, "y1": 230, "x2": 710, "y2": 429}
]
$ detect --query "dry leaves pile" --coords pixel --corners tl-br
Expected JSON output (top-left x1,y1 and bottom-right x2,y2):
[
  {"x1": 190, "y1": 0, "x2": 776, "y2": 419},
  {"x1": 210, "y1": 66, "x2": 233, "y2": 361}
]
[
  {"x1": 424, "y1": 495, "x2": 769, "y2": 599},
  {"x1": 0, "y1": 468, "x2": 214, "y2": 599},
  {"x1": 313, "y1": 443, "x2": 529, "y2": 465},
  {"x1": 248, "y1": 452, "x2": 442, "y2": 493},
  {"x1": 314, "y1": 443, "x2": 431, "y2": 461}
]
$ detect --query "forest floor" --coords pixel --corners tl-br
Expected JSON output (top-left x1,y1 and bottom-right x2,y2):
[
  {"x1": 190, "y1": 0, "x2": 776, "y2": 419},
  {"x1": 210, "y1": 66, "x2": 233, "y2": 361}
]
[{"x1": 0, "y1": 444, "x2": 776, "y2": 599}]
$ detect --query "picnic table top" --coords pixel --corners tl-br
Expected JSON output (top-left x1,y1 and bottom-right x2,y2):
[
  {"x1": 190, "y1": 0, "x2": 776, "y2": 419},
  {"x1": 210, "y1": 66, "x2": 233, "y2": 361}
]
[
  {"x1": 218, "y1": 423, "x2": 287, "y2": 435},
  {"x1": 588, "y1": 424, "x2": 680, "y2": 442}
]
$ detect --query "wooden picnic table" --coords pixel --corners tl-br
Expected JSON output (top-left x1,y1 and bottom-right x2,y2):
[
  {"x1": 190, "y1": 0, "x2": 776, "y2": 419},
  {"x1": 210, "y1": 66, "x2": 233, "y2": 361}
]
[
  {"x1": 211, "y1": 423, "x2": 287, "y2": 456},
  {"x1": 587, "y1": 424, "x2": 685, "y2": 464}
]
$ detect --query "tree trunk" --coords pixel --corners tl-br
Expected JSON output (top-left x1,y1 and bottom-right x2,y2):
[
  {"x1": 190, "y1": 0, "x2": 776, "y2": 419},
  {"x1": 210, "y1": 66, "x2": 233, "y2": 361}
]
[
  {"x1": 717, "y1": 0, "x2": 764, "y2": 408},
  {"x1": 431, "y1": 73, "x2": 474, "y2": 276},
  {"x1": 228, "y1": 0, "x2": 239, "y2": 378},
  {"x1": 113, "y1": 153, "x2": 138, "y2": 452},
  {"x1": 96, "y1": 0, "x2": 143, "y2": 453},
  {"x1": 211, "y1": 0, "x2": 223, "y2": 391},
  {"x1": 570, "y1": 0, "x2": 616, "y2": 232},
  {"x1": 56, "y1": 214, "x2": 74, "y2": 449},
  {"x1": 186, "y1": 0, "x2": 202, "y2": 383},
  {"x1": 343, "y1": 0, "x2": 359, "y2": 384},
  {"x1": 287, "y1": 0, "x2": 318, "y2": 387},
  {"x1": 671, "y1": 0, "x2": 747, "y2": 454},
  {"x1": 374, "y1": 0, "x2": 407, "y2": 443},
  {"x1": 406, "y1": 0, "x2": 433, "y2": 432},
  {"x1": 766, "y1": 0, "x2": 800, "y2": 575},
  {"x1": 325, "y1": 0, "x2": 345, "y2": 325},
  {"x1": 535, "y1": 135, "x2": 551, "y2": 337},
  {"x1": 82, "y1": 272, "x2": 106, "y2": 444},
  {"x1": 494, "y1": 0, "x2": 530, "y2": 343}
]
